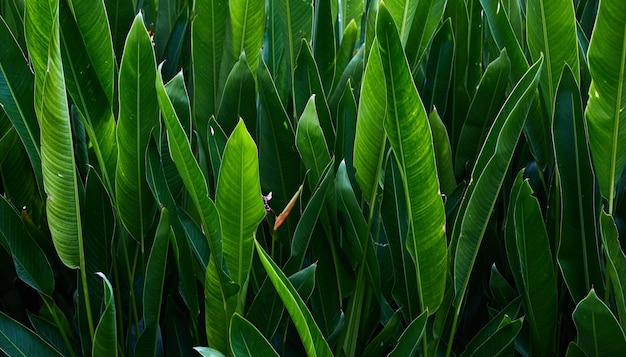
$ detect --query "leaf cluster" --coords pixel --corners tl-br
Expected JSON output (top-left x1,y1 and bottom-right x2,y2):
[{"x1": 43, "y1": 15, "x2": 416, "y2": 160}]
[{"x1": 1, "y1": 0, "x2": 626, "y2": 356}]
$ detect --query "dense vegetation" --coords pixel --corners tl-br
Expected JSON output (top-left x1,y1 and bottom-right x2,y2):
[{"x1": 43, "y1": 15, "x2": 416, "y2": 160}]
[{"x1": 1, "y1": 0, "x2": 625, "y2": 355}]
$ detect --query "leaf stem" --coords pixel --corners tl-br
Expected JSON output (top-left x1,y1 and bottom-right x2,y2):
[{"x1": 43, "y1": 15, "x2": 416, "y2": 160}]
[
  {"x1": 42, "y1": 296, "x2": 76, "y2": 357},
  {"x1": 446, "y1": 302, "x2": 462, "y2": 357},
  {"x1": 78, "y1": 231, "x2": 95, "y2": 341}
]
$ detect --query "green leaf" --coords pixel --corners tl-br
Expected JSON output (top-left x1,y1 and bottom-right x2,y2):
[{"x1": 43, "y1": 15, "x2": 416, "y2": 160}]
[
  {"x1": 294, "y1": 41, "x2": 335, "y2": 146},
  {"x1": 164, "y1": 297, "x2": 195, "y2": 356},
  {"x1": 553, "y1": 65, "x2": 603, "y2": 302},
  {"x1": 0, "y1": 196, "x2": 54, "y2": 296},
  {"x1": 464, "y1": 316, "x2": 523, "y2": 357},
  {"x1": 489, "y1": 265, "x2": 517, "y2": 308},
  {"x1": 153, "y1": 0, "x2": 180, "y2": 58},
  {"x1": 481, "y1": 0, "x2": 552, "y2": 169},
  {"x1": 217, "y1": 120, "x2": 266, "y2": 311},
  {"x1": 136, "y1": 208, "x2": 171, "y2": 357},
  {"x1": 565, "y1": 342, "x2": 587, "y2": 357},
  {"x1": 26, "y1": 310, "x2": 72, "y2": 357},
  {"x1": 419, "y1": 18, "x2": 454, "y2": 115},
  {"x1": 228, "y1": 0, "x2": 265, "y2": 78},
  {"x1": 156, "y1": 63, "x2": 232, "y2": 352},
  {"x1": 229, "y1": 314, "x2": 279, "y2": 357},
  {"x1": 254, "y1": 240, "x2": 333, "y2": 357},
  {"x1": 246, "y1": 264, "x2": 318, "y2": 338},
  {"x1": 455, "y1": 49, "x2": 511, "y2": 177},
  {"x1": 103, "y1": 0, "x2": 134, "y2": 59},
  {"x1": 208, "y1": 118, "x2": 228, "y2": 186},
  {"x1": 0, "y1": 18, "x2": 42, "y2": 195},
  {"x1": 194, "y1": 346, "x2": 226, "y2": 357},
  {"x1": 284, "y1": 162, "x2": 334, "y2": 274},
  {"x1": 24, "y1": 0, "x2": 54, "y2": 117},
  {"x1": 453, "y1": 57, "x2": 543, "y2": 306},
  {"x1": 460, "y1": 298, "x2": 523, "y2": 357},
  {"x1": 216, "y1": 53, "x2": 257, "y2": 136},
  {"x1": 362, "y1": 311, "x2": 402, "y2": 356},
  {"x1": 66, "y1": 0, "x2": 116, "y2": 104},
  {"x1": 340, "y1": 0, "x2": 363, "y2": 36},
  {"x1": 160, "y1": 6, "x2": 190, "y2": 81},
  {"x1": 92, "y1": 273, "x2": 117, "y2": 357},
  {"x1": 480, "y1": 0, "x2": 528, "y2": 83},
  {"x1": 585, "y1": 0, "x2": 626, "y2": 210},
  {"x1": 573, "y1": 289, "x2": 626, "y2": 356},
  {"x1": 25, "y1": 0, "x2": 83, "y2": 269},
  {"x1": 600, "y1": 211, "x2": 626, "y2": 332},
  {"x1": 381, "y1": 155, "x2": 419, "y2": 320},
  {"x1": 0, "y1": 311, "x2": 63, "y2": 356},
  {"x1": 388, "y1": 311, "x2": 428, "y2": 357},
  {"x1": 192, "y1": 0, "x2": 227, "y2": 121},
  {"x1": 526, "y1": 0, "x2": 579, "y2": 115},
  {"x1": 59, "y1": 0, "x2": 117, "y2": 193},
  {"x1": 146, "y1": 141, "x2": 200, "y2": 317},
  {"x1": 385, "y1": 0, "x2": 419, "y2": 45},
  {"x1": 179, "y1": 206, "x2": 210, "y2": 270},
  {"x1": 405, "y1": 0, "x2": 447, "y2": 68},
  {"x1": 336, "y1": 160, "x2": 381, "y2": 293},
  {"x1": 115, "y1": 13, "x2": 158, "y2": 240},
  {"x1": 275, "y1": 0, "x2": 313, "y2": 90},
  {"x1": 334, "y1": 78, "x2": 358, "y2": 184},
  {"x1": 377, "y1": 3, "x2": 447, "y2": 314},
  {"x1": 429, "y1": 108, "x2": 456, "y2": 195},
  {"x1": 313, "y1": 0, "x2": 336, "y2": 92},
  {"x1": 164, "y1": 72, "x2": 193, "y2": 140},
  {"x1": 330, "y1": 45, "x2": 364, "y2": 111},
  {"x1": 511, "y1": 174, "x2": 558, "y2": 356},
  {"x1": 333, "y1": 21, "x2": 359, "y2": 93},
  {"x1": 354, "y1": 40, "x2": 386, "y2": 203},
  {"x1": 295, "y1": 95, "x2": 332, "y2": 189},
  {"x1": 257, "y1": 59, "x2": 302, "y2": 224}
]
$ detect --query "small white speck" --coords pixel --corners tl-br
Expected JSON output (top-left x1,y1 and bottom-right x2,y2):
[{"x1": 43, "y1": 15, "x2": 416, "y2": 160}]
[
  {"x1": 210, "y1": 126, "x2": 215, "y2": 135},
  {"x1": 57, "y1": 173, "x2": 63, "y2": 177}
]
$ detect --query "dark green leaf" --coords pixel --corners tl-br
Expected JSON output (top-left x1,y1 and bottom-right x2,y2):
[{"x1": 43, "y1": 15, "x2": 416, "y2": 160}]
[
  {"x1": 0, "y1": 311, "x2": 63, "y2": 356},
  {"x1": 216, "y1": 53, "x2": 257, "y2": 136},
  {"x1": 453, "y1": 57, "x2": 543, "y2": 307},
  {"x1": 573, "y1": 289, "x2": 626, "y2": 356},
  {"x1": 229, "y1": 314, "x2": 279, "y2": 357},
  {"x1": 553, "y1": 65, "x2": 603, "y2": 302},
  {"x1": 254, "y1": 240, "x2": 332, "y2": 357},
  {"x1": 92, "y1": 273, "x2": 117, "y2": 357}
]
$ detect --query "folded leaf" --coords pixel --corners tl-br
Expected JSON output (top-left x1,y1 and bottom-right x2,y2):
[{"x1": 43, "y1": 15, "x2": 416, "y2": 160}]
[{"x1": 92, "y1": 273, "x2": 117, "y2": 357}]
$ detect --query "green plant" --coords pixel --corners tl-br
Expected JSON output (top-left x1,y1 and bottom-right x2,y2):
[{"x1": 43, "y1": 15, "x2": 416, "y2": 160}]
[{"x1": 1, "y1": 0, "x2": 625, "y2": 355}]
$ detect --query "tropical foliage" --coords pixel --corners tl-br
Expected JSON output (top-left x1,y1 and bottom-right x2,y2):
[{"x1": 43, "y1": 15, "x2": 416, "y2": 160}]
[{"x1": 1, "y1": 0, "x2": 625, "y2": 355}]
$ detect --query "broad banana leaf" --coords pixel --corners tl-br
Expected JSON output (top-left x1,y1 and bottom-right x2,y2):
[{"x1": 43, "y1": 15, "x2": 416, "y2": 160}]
[
  {"x1": 377, "y1": 4, "x2": 447, "y2": 314},
  {"x1": 585, "y1": 0, "x2": 626, "y2": 210},
  {"x1": 115, "y1": 13, "x2": 158, "y2": 240}
]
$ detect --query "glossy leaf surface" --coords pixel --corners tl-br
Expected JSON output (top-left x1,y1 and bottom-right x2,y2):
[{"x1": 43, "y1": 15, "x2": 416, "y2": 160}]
[{"x1": 377, "y1": 4, "x2": 447, "y2": 314}]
